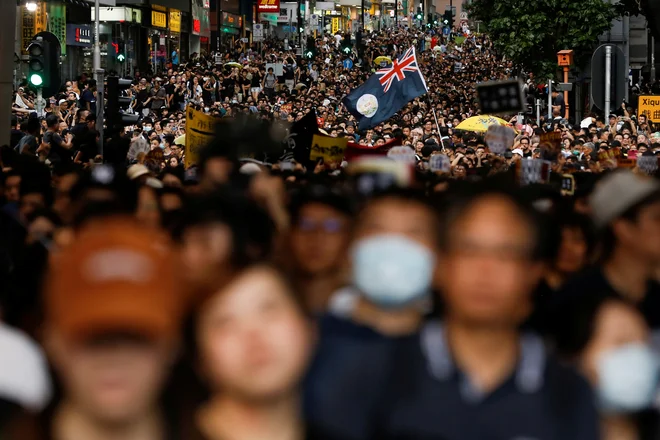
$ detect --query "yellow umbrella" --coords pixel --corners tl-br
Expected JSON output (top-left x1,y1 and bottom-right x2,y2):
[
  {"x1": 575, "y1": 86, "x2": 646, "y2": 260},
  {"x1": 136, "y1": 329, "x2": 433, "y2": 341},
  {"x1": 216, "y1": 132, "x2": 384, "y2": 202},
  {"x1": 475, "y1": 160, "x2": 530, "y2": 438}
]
[
  {"x1": 174, "y1": 134, "x2": 186, "y2": 146},
  {"x1": 455, "y1": 115, "x2": 511, "y2": 133},
  {"x1": 224, "y1": 62, "x2": 242, "y2": 69},
  {"x1": 374, "y1": 56, "x2": 392, "y2": 67}
]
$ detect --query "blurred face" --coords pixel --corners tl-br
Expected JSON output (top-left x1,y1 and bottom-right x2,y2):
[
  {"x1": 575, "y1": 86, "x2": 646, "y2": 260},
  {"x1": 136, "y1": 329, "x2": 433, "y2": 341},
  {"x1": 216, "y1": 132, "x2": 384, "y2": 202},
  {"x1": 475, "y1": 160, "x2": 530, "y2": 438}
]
[
  {"x1": 579, "y1": 301, "x2": 648, "y2": 387},
  {"x1": 354, "y1": 198, "x2": 437, "y2": 252},
  {"x1": 196, "y1": 267, "x2": 313, "y2": 401},
  {"x1": 290, "y1": 203, "x2": 351, "y2": 276},
  {"x1": 48, "y1": 333, "x2": 172, "y2": 424},
  {"x1": 181, "y1": 222, "x2": 233, "y2": 291},
  {"x1": 555, "y1": 225, "x2": 588, "y2": 274},
  {"x1": 616, "y1": 199, "x2": 660, "y2": 264},
  {"x1": 4, "y1": 175, "x2": 21, "y2": 203},
  {"x1": 439, "y1": 195, "x2": 542, "y2": 326}
]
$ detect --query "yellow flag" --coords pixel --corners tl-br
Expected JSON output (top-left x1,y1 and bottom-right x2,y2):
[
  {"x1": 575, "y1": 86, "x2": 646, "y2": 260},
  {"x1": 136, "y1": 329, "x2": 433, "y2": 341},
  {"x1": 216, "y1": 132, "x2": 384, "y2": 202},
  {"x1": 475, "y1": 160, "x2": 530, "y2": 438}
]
[
  {"x1": 185, "y1": 105, "x2": 216, "y2": 169},
  {"x1": 310, "y1": 135, "x2": 347, "y2": 163}
]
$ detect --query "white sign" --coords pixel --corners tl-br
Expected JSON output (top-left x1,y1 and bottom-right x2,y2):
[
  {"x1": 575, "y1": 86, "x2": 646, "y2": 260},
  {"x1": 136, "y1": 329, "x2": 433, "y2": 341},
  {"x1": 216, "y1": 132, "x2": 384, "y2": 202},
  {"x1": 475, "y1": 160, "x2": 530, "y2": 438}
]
[
  {"x1": 460, "y1": 11, "x2": 468, "y2": 20},
  {"x1": 387, "y1": 146, "x2": 417, "y2": 164},
  {"x1": 316, "y1": 1, "x2": 335, "y2": 10},
  {"x1": 310, "y1": 14, "x2": 319, "y2": 26},
  {"x1": 429, "y1": 154, "x2": 451, "y2": 173},
  {"x1": 265, "y1": 63, "x2": 284, "y2": 76},
  {"x1": 253, "y1": 23, "x2": 263, "y2": 41},
  {"x1": 485, "y1": 124, "x2": 515, "y2": 155}
]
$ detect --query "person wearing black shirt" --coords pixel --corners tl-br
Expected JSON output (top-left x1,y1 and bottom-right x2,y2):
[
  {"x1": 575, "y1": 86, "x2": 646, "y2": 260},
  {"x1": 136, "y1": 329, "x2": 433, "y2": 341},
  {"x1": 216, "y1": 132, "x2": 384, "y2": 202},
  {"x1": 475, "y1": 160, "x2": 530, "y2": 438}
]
[
  {"x1": 557, "y1": 171, "x2": 660, "y2": 340},
  {"x1": 250, "y1": 68, "x2": 262, "y2": 101},
  {"x1": 73, "y1": 114, "x2": 99, "y2": 165},
  {"x1": 10, "y1": 116, "x2": 24, "y2": 150},
  {"x1": 376, "y1": 187, "x2": 599, "y2": 440},
  {"x1": 42, "y1": 115, "x2": 73, "y2": 165}
]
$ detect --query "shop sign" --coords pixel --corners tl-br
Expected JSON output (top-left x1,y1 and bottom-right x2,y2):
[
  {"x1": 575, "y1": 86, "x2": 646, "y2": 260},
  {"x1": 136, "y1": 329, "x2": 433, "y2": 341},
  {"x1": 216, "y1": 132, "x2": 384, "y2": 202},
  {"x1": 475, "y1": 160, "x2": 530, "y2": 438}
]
[
  {"x1": 152, "y1": 11, "x2": 167, "y2": 28},
  {"x1": 193, "y1": 19, "x2": 201, "y2": 34},
  {"x1": 331, "y1": 17, "x2": 339, "y2": 33},
  {"x1": 257, "y1": 0, "x2": 280, "y2": 13},
  {"x1": 48, "y1": 3, "x2": 66, "y2": 55},
  {"x1": 222, "y1": 12, "x2": 242, "y2": 29},
  {"x1": 169, "y1": 10, "x2": 181, "y2": 32},
  {"x1": 66, "y1": 24, "x2": 93, "y2": 47}
]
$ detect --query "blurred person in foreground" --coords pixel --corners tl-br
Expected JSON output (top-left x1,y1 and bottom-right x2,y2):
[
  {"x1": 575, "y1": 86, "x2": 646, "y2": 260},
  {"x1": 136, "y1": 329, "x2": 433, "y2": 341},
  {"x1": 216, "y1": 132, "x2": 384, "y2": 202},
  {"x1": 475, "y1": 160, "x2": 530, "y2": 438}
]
[
  {"x1": 182, "y1": 265, "x2": 332, "y2": 439},
  {"x1": 305, "y1": 188, "x2": 441, "y2": 439},
  {"x1": 373, "y1": 185, "x2": 599, "y2": 440},
  {"x1": 288, "y1": 185, "x2": 355, "y2": 314},
  {"x1": 5, "y1": 217, "x2": 185, "y2": 440},
  {"x1": 559, "y1": 170, "x2": 660, "y2": 339},
  {"x1": 174, "y1": 192, "x2": 275, "y2": 301},
  {"x1": 550, "y1": 285, "x2": 660, "y2": 440}
]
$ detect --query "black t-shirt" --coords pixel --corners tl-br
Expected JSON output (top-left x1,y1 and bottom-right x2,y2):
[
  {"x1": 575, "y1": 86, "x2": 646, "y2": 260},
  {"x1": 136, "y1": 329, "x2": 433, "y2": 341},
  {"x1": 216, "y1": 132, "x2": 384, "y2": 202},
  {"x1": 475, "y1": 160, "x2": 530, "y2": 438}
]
[
  {"x1": 251, "y1": 72, "x2": 262, "y2": 87},
  {"x1": 43, "y1": 130, "x2": 72, "y2": 164},
  {"x1": 557, "y1": 266, "x2": 660, "y2": 330}
]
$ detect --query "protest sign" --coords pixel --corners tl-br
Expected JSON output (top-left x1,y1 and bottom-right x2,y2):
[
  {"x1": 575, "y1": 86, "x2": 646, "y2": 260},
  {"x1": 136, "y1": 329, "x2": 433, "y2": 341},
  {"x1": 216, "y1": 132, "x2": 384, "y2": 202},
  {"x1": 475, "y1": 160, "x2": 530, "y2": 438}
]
[
  {"x1": 485, "y1": 124, "x2": 515, "y2": 154},
  {"x1": 310, "y1": 135, "x2": 348, "y2": 163},
  {"x1": 185, "y1": 105, "x2": 216, "y2": 169},
  {"x1": 429, "y1": 154, "x2": 451, "y2": 173},
  {"x1": 539, "y1": 131, "x2": 562, "y2": 158},
  {"x1": 387, "y1": 146, "x2": 417, "y2": 164}
]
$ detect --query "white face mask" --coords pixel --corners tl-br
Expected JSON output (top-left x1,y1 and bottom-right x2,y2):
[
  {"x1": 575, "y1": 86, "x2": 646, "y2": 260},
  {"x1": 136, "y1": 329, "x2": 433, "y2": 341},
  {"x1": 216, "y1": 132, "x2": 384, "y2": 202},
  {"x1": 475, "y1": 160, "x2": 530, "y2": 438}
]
[
  {"x1": 143, "y1": 126, "x2": 152, "y2": 132},
  {"x1": 597, "y1": 343, "x2": 660, "y2": 413}
]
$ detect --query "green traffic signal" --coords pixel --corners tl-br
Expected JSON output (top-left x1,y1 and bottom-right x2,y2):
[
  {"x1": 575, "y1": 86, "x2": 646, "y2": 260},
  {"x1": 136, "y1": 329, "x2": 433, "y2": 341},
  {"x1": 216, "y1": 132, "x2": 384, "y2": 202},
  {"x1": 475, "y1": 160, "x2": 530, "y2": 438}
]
[
  {"x1": 117, "y1": 53, "x2": 126, "y2": 62},
  {"x1": 29, "y1": 73, "x2": 43, "y2": 86}
]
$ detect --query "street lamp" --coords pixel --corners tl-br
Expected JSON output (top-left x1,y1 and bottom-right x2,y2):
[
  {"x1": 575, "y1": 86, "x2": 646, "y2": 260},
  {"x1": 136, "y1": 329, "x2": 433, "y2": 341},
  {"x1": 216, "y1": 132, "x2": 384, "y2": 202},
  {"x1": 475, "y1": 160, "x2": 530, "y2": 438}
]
[{"x1": 25, "y1": 2, "x2": 37, "y2": 12}]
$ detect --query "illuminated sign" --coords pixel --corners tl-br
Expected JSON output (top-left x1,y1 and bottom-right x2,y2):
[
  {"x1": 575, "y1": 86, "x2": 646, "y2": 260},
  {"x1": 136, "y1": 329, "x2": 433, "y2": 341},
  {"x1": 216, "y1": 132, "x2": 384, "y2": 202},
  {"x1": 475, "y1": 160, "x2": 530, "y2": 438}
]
[
  {"x1": 151, "y1": 11, "x2": 167, "y2": 28},
  {"x1": 257, "y1": 0, "x2": 280, "y2": 13}
]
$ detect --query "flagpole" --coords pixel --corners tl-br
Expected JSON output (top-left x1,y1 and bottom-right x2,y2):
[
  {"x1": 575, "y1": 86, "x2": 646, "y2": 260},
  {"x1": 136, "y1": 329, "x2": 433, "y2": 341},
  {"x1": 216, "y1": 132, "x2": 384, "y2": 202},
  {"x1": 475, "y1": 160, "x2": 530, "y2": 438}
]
[{"x1": 429, "y1": 102, "x2": 445, "y2": 151}]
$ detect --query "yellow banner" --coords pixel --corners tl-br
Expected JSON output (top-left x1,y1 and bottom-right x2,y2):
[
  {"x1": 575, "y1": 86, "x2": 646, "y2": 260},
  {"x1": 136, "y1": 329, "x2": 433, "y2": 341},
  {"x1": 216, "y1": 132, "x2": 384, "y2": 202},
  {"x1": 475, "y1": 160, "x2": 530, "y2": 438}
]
[
  {"x1": 185, "y1": 106, "x2": 216, "y2": 169},
  {"x1": 152, "y1": 11, "x2": 167, "y2": 28},
  {"x1": 310, "y1": 135, "x2": 347, "y2": 163},
  {"x1": 35, "y1": 2, "x2": 47, "y2": 34},
  {"x1": 169, "y1": 10, "x2": 181, "y2": 33},
  {"x1": 331, "y1": 17, "x2": 339, "y2": 34}
]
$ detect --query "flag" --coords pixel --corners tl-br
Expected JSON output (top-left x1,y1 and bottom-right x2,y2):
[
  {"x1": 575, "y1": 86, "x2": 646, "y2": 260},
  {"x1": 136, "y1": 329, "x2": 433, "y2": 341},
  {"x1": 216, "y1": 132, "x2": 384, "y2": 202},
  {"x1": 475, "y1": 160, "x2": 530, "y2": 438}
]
[
  {"x1": 282, "y1": 111, "x2": 319, "y2": 166},
  {"x1": 342, "y1": 47, "x2": 428, "y2": 131},
  {"x1": 344, "y1": 137, "x2": 402, "y2": 161}
]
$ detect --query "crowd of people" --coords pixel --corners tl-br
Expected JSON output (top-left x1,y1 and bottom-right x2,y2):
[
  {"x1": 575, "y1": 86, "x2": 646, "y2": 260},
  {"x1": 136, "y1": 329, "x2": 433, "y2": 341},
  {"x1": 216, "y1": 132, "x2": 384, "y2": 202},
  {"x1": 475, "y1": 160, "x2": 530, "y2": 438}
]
[{"x1": 2, "y1": 23, "x2": 660, "y2": 440}]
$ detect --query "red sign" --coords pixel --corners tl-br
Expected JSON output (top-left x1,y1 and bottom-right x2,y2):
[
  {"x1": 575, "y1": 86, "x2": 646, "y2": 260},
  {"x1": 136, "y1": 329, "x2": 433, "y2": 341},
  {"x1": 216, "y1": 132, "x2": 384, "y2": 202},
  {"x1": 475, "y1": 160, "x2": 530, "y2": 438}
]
[
  {"x1": 193, "y1": 19, "x2": 201, "y2": 33},
  {"x1": 257, "y1": 0, "x2": 280, "y2": 13}
]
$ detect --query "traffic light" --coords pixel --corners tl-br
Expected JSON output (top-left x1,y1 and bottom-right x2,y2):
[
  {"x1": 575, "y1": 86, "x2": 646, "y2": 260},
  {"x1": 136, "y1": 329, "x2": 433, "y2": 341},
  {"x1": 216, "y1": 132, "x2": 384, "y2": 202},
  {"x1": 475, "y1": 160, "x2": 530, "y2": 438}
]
[
  {"x1": 305, "y1": 36, "x2": 316, "y2": 59},
  {"x1": 27, "y1": 37, "x2": 46, "y2": 88},
  {"x1": 443, "y1": 10, "x2": 453, "y2": 27},
  {"x1": 27, "y1": 33, "x2": 61, "y2": 98},
  {"x1": 117, "y1": 40, "x2": 126, "y2": 63},
  {"x1": 106, "y1": 76, "x2": 139, "y2": 134},
  {"x1": 341, "y1": 39, "x2": 352, "y2": 55},
  {"x1": 416, "y1": 7, "x2": 423, "y2": 21}
]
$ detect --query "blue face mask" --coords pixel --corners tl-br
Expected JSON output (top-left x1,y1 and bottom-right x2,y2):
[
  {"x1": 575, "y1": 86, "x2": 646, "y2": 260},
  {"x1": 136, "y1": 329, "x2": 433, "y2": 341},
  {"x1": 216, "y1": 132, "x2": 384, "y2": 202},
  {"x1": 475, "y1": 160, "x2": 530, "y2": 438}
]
[
  {"x1": 597, "y1": 343, "x2": 660, "y2": 413},
  {"x1": 351, "y1": 235, "x2": 435, "y2": 308},
  {"x1": 144, "y1": 126, "x2": 152, "y2": 132}
]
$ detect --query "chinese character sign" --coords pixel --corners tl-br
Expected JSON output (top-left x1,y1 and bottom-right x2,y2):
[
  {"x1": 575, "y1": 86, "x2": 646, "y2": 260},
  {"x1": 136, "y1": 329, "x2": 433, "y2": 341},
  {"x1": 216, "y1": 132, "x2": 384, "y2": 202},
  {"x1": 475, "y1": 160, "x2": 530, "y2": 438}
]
[
  {"x1": 185, "y1": 105, "x2": 217, "y2": 169},
  {"x1": 310, "y1": 135, "x2": 348, "y2": 163},
  {"x1": 638, "y1": 96, "x2": 660, "y2": 123},
  {"x1": 257, "y1": 0, "x2": 280, "y2": 14}
]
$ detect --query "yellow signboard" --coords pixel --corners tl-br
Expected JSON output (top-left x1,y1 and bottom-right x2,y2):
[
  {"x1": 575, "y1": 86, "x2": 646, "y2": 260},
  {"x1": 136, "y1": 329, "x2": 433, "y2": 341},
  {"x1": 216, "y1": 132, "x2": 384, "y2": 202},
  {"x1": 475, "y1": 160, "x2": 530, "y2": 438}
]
[
  {"x1": 638, "y1": 95, "x2": 660, "y2": 123},
  {"x1": 151, "y1": 11, "x2": 167, "y2": 28},
  {"x1": 310, "y1": 134, "x2": 347, "y2": 163},
  {"x1": 185, "y1": 105, "x2": 216, "y2": 169},
  {"x1": 169, "y1": 10, "x2": 181, "y2": 33},
  {"x1": 331, "y1": 17, "x2": 339, "y2": 34},
  {"x1": 35, "y1": 2, "x2": 47, "y2": 34}
]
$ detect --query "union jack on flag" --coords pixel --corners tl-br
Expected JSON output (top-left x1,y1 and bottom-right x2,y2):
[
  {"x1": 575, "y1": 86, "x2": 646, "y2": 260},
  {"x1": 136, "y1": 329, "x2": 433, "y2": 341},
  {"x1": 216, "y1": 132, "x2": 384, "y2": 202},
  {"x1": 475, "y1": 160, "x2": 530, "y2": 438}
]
[
  {"x1": 376, "y1": 47, "x2": 421, "y2": 93},
  {"x1": 342, "y1": 46, "x2": 428, "y2": 130}
]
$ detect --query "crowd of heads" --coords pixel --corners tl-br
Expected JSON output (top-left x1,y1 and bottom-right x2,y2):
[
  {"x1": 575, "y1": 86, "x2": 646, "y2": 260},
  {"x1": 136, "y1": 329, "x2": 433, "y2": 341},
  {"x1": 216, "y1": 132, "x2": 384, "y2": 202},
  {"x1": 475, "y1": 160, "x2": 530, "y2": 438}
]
[{"x1": 2, "y1": 24, "x2": 660, "y2": 440}]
